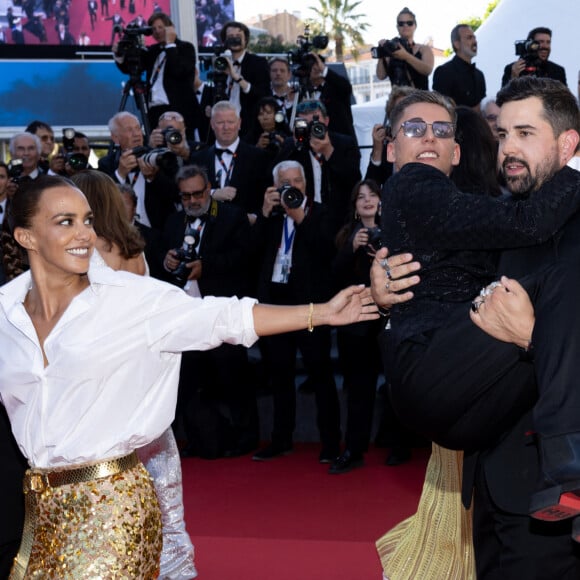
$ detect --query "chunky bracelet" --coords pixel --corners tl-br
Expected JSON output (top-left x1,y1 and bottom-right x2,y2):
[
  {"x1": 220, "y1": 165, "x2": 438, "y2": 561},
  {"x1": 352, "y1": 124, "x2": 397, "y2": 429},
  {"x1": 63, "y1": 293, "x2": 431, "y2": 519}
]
[{"x1": 307, "y1": 302, "x2": 314, "y2": 333}]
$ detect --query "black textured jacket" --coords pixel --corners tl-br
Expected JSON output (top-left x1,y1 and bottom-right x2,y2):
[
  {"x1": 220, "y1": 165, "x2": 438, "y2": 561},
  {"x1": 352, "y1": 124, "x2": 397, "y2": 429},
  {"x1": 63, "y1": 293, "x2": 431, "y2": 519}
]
[{"x1": 382, "y1": 163, "x2": 580, "y2": 347}]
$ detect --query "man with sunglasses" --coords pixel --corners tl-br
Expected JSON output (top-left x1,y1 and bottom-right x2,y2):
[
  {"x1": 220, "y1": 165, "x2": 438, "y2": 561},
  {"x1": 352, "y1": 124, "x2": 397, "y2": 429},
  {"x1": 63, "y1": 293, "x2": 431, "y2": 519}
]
[
  {"x1": 161, "y1": 164, "x2": 258, "y2": 459},
  {"x1": 433, "y1": 24, "x2": 486, "y2": 111},
  {"x1": 373, "y1": 80, "x2": 580, "y2": 577}
]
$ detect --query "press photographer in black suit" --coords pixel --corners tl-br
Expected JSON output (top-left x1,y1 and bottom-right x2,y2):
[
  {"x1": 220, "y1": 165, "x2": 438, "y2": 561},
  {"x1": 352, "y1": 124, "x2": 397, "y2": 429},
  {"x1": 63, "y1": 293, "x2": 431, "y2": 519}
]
[
  {"x1": 218, "y1": 20, "x2": 270, "y2": 135},
  {"x1": 130, "y1": 12, "x2": 199, "y2": 139},
  {"x1": 161, "y1": 165, "x2": 258, "y2": 458},
  {"x1": 501, "y1": 27, "x2": 567, "y2": 87},
  {"x1": 274, "y1": 99, "x2": 361, "y2": 235}
]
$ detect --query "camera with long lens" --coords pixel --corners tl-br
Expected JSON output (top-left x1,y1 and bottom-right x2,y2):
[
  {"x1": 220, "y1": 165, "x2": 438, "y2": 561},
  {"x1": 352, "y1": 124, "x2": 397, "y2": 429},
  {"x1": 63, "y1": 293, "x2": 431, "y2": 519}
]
[
  {"x1": 294, "y1": 114, "x2": 327, "y2": 150},
  {"x1": 7, "y1": 158, "x2": 24, "y2": 183},
  {"x1": 161, "y1": 126, "x2": 182, "y2": 146},
  {"x1": 287, "y1": 25, "x2": 329, "y2": 79},
  {"x1": 131, "y1": 145, "x2": 180, "y2": 176},
  {"x1": 172, "y1": 226, "x2": 201, "y2": 286},
  {"x1": 278, "y1": 184, "x2": 304, "y2": 209},
  {"x1": 114, "y1": 23, "x2": 153, "y2": 78},
  {"x1": 514, "y1": 39, "x2": 542, "y2": 76},
  {"x1": 371, "y1": 37, "x2": 412, "y2": 86},
  {"x1": 266, "y1": 110, "x2": 287, "y2": 152},
  {"x1": 62, "y1": 128, "x2": 89, "y2": 171}
]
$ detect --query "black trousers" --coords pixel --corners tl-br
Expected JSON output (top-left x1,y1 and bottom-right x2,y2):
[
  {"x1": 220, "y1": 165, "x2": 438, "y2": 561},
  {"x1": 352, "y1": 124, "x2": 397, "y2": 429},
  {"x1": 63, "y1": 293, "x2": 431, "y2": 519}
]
[
  {"x1": 389, "y1": 261, "x2": 580, "y2": 452},
  {"x1": 336, "y1": 321, "x2": 381, "y2": 455},
  {"x1": 0, "y1": 405, "x2": 27, "y2": 578}
]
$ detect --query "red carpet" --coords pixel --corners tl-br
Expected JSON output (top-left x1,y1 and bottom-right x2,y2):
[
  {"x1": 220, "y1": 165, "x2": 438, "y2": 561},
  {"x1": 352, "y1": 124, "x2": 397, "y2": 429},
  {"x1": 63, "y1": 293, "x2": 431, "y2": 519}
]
[{"x1": 182, "y1": 444, "x2": 430, "y2": 579}]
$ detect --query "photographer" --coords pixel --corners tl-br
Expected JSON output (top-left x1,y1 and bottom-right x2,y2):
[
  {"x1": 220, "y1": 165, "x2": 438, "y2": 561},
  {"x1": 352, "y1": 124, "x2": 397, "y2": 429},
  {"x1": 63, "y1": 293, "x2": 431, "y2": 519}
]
[
  {"x1": 252, "y1": 160, "x2": 341, "y2": 463},
  {"x1": 501, "y1": 27, "x2": 566, "y2": 87},
  {"x1": 274, "y1": 99, "x2": 361, "y2": 235},
  {"x1": 161, "y1": 165, "x2": 258, "y2": 459},
  {"x1": 98, "y1": 111, "x2": 178, "y2": 232},
  {"x1": 126, "y1": 12, "x2": 199, "y2": 139},
  {"x1": 148, "y1": 111, "x2": 203, "y2": 163},
  {"x1": 5, "y1": 133, "x2": 42, "y2": 198},
  {"x1": 375, "y1": 7, "x2": 433, "y2": 89},
  {"x1": 306, "y1": 52, "x2": 357, "y2": 140},
  {"x1": 218, "y1": 20, "x2": 270, "y2": 135},
  {"x1": 48, "y1": 130, "x2": 92, "y2": 176}
]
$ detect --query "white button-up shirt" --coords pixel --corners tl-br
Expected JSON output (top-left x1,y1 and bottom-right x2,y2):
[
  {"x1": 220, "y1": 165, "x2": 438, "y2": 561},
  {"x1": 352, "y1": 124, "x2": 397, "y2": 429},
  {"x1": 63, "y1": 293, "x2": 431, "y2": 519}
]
[{"x1": 0, "y1": 265, "x2": 258, "y2": 469}]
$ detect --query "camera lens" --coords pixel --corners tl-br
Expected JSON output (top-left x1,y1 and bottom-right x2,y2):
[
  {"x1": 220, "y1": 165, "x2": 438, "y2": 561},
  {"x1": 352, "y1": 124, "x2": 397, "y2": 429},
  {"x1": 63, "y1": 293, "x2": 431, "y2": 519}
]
[{"x1": 279, "y1": 185, "x2": 304, "y2": 209}]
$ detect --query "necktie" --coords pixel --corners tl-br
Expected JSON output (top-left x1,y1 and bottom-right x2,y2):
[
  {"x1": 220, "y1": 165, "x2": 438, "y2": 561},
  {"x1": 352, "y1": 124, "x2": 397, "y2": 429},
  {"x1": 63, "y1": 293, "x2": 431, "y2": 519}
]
[
  {"x1": 216, "y1": 148, "x2": 233, "y2": 157},
  {"x1": 233, "y1": 60, "x2": 241, "y2": 67}
]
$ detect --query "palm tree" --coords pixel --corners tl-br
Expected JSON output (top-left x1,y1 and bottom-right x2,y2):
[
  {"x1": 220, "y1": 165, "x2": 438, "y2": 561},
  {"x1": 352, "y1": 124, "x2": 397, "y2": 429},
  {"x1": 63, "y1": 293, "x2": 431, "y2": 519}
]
[{"x1": 306, "y1": 0, "x2": 369, "y2": 62}]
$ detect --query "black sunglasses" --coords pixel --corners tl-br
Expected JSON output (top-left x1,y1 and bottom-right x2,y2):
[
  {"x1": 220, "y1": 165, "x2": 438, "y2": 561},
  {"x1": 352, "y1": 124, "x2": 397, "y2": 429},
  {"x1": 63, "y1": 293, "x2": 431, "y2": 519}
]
[{"x1": 398, "y1": 20, "x2": 415, "y2": 27}]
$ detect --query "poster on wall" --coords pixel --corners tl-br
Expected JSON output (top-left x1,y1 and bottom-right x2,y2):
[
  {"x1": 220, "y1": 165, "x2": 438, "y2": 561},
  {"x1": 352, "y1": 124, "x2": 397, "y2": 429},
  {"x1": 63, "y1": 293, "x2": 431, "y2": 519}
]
[
  {"x1": 0, "y1": 0, "x2": 171, "y2": 46},
  {"x1": 195, "y1": 0, "x2": 234, "y2": 47}
]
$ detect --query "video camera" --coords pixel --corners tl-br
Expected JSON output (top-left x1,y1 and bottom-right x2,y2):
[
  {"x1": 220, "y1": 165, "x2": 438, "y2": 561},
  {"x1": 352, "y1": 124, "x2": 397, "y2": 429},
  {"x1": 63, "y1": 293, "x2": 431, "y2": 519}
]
[
  {"x1": 114, "y1": 23, "x2": 153, "y2": 78},
  {"x1": 294, "y1": 114, "x2": 327, "y2": 150},
  {"x1": 131, "y1": 145, "x2": 180, "y2": 176},
  {"x1": 514, "y1": 39, "x2": 542, "y2": 76},
  {"x1": 62, "y1": 128, "x2": 89, "y2": 171},
  {"x1": 287, "y1": 25, "x2": 329, "y2": 79}
]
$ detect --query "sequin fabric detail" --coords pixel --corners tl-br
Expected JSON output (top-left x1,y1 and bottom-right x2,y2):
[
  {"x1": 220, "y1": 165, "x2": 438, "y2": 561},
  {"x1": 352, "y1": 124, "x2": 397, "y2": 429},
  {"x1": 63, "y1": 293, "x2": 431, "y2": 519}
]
[{"x1": 11, "y1": 463, "x2": 162, "y2": 579}]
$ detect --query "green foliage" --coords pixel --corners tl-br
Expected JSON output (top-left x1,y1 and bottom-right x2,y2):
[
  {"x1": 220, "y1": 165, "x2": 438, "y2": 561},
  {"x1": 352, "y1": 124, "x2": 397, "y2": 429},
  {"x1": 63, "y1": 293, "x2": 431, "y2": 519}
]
[
  {"x1": 248, "y1": 34, "x2": 298, "y2": 55},
  {"x1": 306, "y1": 0, "x2": 370, "y2": 61}
]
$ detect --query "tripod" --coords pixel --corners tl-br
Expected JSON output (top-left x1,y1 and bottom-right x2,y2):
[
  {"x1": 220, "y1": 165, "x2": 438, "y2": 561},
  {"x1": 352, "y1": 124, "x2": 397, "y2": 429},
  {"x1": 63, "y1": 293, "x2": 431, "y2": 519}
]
[{"x1": 118, "y1": 69, "x2": 151, "y2": 138}]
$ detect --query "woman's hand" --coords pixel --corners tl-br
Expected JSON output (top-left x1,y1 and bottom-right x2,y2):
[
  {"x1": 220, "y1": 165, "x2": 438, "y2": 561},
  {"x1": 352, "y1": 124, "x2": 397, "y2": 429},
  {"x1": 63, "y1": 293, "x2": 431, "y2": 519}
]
[{"x1": 322, "y1": 285, "x2": 379, "y2": 326}]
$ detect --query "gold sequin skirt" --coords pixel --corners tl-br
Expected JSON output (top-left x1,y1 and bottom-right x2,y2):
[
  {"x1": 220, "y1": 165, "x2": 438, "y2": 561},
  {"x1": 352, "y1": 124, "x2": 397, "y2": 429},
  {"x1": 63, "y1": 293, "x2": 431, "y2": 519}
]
[
  {"x1": 10, "y1": 453, "x2": 163, "y2": 579},
  {"x1": 376, "y1": 443, "x2": 476, "y2": 580}
]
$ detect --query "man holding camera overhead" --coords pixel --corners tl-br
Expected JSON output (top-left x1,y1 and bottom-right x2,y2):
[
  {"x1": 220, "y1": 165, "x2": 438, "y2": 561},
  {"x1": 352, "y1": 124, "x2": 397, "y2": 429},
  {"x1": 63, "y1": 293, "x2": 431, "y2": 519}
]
[
  {"x1": 501, "y1": 27, "x2": 567, "y2": 87},
  {"x1": 218, "y1": 20, "x2": 270, "y2": 135}
]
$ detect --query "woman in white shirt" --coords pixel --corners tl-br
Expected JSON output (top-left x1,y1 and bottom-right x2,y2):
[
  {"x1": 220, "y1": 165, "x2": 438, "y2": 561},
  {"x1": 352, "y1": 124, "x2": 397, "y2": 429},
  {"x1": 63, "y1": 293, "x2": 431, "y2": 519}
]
[{"x1": 1, "y1": 175, "x2": 377, "y2": 578}]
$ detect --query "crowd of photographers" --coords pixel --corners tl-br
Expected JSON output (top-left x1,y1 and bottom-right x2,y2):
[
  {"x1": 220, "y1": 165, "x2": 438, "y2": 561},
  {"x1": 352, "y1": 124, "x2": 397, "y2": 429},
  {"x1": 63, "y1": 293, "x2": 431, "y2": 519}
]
[{"x1": 1, "y1": 10, "x2": 578, "y2": 475}]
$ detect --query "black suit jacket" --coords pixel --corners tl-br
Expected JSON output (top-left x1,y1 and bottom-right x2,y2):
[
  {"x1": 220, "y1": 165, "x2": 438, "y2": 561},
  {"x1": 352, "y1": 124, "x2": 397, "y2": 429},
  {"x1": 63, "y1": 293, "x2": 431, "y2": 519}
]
[
  {"x1": 189, "y1": 141, "x2": 270, "y2": 215},
  {"x1": 253, "y1": 202, "x2": 336, "y2": 305},
  {"x1": 236, "y1": 52, "x2": 271, "y2": 135},
  {"x1": 141, "y1": 39, "x2": 200, "y2": 133},
  {"x1": 98, "y1": 153, "x2": 178, "y2": 231},
  {"x1": 274, "y1": 131, "x2": 361, "y2": 233},
  {"x1": 160, "y1": 200, "x2": 251, "y2": 297},
  {"x1": 501, "y1": 59, "x2": 567, "y2": 87},
  {"x1": 315, "y1": 68, "x2": 357, "y2": 141}
]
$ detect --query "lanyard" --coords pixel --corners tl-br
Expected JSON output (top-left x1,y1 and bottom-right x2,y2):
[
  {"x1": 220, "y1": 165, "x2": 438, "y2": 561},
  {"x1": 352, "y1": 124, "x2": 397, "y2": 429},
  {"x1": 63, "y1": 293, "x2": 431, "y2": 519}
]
[
  {"x1": 217, "y1": 151, "x2": 236, "y2": 186},
  {"x1": 150, "y1": 53, "x2": 167, "y2": 88},
  {"x1": 282, "y1": 215, "x2": 296, "y2": 254}
]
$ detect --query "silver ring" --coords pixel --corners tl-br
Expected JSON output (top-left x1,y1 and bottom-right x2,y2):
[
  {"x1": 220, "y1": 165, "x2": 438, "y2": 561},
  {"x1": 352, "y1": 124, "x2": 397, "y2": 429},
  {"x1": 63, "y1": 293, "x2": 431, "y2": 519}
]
[
  {"x1": 471, "y1": 299, "x2": 484, "y2": 313},
  {"x1": 385, "y1": 282, "x2": 390, "y2": 291},
  {"x1": 380, "y1": 258, "x2": 389, "y2": 270}
]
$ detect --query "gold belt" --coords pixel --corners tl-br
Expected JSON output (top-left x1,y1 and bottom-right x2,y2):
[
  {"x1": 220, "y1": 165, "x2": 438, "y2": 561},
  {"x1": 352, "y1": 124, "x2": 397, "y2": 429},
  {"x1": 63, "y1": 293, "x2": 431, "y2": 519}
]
[
  {"x1": 11, "y1": 452, "x2": 140, "y2": 580},
  {"x1": 23, "y1": 451, "x2": 140, "y2": 493}
]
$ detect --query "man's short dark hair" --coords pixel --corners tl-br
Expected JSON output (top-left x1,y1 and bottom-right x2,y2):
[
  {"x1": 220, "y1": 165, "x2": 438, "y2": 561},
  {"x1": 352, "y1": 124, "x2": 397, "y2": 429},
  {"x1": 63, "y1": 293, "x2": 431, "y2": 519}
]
[
  {"x1": 269, "y1": 57, "x2": 290, "y2": 71},
  {"x1": 220, "y1": 21, "x2": 250, "y2": 45},
  {"x1": 148, "y1": 12, "x2": 172, "y2": 27},
  {"x1": 496, "y1": 77, "x2": 580, "y2": 139},
  {"x1": 528, "y1": 27, "x2": 552, "y2": 40},
  {"x1": 25, "y1": 120, "x2": 53, "y2": 135},
  {"x1": 450, "y1": 24, "x2": 471, "y2": 53},
  {"x1": 175, "y1": 164, "x2": 209, "y2": 188},
  {"x1": 389, "y1": 90, "x2": 456, "y2": 135}
]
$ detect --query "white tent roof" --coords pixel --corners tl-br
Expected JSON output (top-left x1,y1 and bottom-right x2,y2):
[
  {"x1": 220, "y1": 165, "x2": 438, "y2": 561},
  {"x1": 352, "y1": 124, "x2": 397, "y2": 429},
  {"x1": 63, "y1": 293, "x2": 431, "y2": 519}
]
[{"x1": 472, "y1": 0, "x2": 579, "y2": 99}]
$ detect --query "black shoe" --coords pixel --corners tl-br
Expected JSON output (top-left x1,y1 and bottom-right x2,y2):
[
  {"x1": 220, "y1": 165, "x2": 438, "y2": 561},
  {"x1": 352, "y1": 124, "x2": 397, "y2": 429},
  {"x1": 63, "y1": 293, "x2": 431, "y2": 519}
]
[
  {"x1": 386, "y1": 446, "x2": 411, "y2": 466},
  {"x1": 319, "y1": 447, "x2": 340, "y2": 464},
  {"x1": 252, "y1": 443, "x2": 293, "y2": 461},
  {"x1": 328, "y1": 450, "x2": 364, "y2": 475}
]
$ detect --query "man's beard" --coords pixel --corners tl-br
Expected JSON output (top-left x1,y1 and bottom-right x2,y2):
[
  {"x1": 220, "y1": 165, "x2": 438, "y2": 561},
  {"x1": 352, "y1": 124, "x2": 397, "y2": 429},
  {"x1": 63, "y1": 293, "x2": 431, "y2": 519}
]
[{"x1": 501, "y1": 155, "x2": 561, "y2": 197}]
